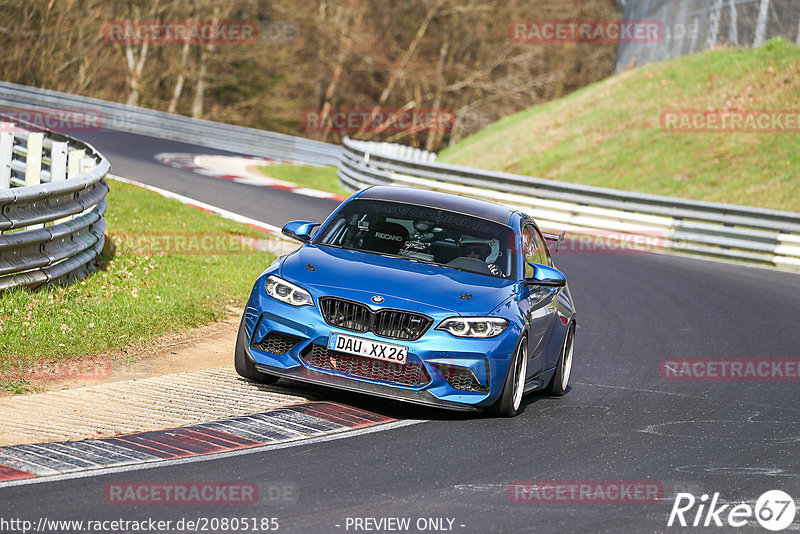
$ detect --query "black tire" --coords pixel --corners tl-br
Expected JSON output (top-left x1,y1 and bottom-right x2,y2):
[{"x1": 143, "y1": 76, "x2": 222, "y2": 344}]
[
  {"x1": 491, "y1": 335, "x2": 528, "y2": 417},
  {"x1": 234, "y1": 315, "x2": 279, "y2": 384},
  {"x1": 545, "y1": 323, "x2": 574, "y2": 396}
]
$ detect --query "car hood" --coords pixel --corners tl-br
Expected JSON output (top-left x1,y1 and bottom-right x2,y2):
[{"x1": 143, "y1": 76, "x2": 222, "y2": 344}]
[{"x1": 279, "y1": 245, "x2": 515, "y2": 314}]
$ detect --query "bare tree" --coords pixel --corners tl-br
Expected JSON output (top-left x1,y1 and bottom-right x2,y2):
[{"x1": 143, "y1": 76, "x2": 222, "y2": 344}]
[
  {"x1": 120, "y1": 1, "x2": 163, "y2": 107},
  {"x1": 356, "y1": 0, "x2": 445, "y2": 139},
  {"x1": 0, "y1": 0, "x2": 621, "y2": 150},
  {"x1": 315, "y1": 1, "x2": 369, "y2": 141},
  {"x1": 155, "y1": 1, "x2": 197, "y2": 114}
]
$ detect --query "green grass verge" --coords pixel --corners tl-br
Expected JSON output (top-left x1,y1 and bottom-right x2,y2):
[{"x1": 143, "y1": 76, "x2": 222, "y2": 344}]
[
  {"x1": 439, "y1": 38, "x2": 800, "y2": 212},
  {"x1": 0, "y1": 379, "x2": 41, "y2": 395},
  {"x1": 257, "y1": 164, "x2": 349, "y2": 197},
  {"x1": 0, "y1": 181, "x2": 276, "y2": 391}
]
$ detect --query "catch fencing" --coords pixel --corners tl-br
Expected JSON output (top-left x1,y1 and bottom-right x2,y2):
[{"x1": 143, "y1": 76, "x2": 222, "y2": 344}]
[{"x1": 617, "y1": 0, "x2": 800, "y2": 71}]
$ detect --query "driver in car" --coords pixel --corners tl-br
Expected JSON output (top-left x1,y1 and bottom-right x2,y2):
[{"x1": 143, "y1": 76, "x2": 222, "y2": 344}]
[{"x1": 461, "y1": 238, "x2": 502, "y2": 276}]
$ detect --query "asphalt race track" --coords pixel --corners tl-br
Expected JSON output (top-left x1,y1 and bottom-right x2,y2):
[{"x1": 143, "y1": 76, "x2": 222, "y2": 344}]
[
  {"x1": 1, "y1": 130, "x2": 798, "y2": 533},
  {"x1": 78, "y1": 130, "x2": 340, "y2": 226}
]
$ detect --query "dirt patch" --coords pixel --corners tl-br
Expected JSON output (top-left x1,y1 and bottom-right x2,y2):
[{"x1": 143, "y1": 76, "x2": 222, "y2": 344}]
[{"x1": 1, "y1": 308, "x2": 244, "y2": 397}]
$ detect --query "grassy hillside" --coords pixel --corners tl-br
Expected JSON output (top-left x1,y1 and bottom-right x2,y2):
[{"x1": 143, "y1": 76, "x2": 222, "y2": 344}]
[{"x1": 439, "y1": 39, "x2": 800, "y2": 212}]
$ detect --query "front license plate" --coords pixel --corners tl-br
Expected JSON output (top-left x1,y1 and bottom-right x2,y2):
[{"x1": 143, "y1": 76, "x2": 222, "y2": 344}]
[{"x1": 327, "y1": 332, "x2": 408, "y2": 365}]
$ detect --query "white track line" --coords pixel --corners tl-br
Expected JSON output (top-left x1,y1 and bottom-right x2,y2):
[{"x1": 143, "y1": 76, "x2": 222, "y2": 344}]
[
  {"x1": 0, "y1": 419, "x2": 423, "y2": 488},
  {"x1": 107, "y1": 174, "x2": 288, "y2": 237}
]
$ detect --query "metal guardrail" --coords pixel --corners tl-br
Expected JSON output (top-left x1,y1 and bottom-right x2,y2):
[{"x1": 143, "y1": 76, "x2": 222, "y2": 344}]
[
  {"x1": 338, "y1": 137, "x2": 800, "y2": 269},
  {"x1": 0, "y1": 80, "x2": 341, "y2": 167},
  {"x1": 345, "y1": 139, "x2": 437, "y2": 163},
  {"x1": 4, "y1": 83, "x2": 796, "y2": 270},
  {"x1": 0, "y1": 114, "x2": 109, "y2": 291}
]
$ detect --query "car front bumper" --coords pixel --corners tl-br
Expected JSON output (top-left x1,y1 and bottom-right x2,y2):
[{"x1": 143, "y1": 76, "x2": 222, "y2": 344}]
[{"x1": 243, "y1": 280, "x2": 521, "y2": 411}]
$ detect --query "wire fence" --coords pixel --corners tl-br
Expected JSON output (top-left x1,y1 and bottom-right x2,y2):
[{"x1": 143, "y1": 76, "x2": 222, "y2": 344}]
[{"x1": 616, "y1": 0, "x2": 800, "y2": 71}]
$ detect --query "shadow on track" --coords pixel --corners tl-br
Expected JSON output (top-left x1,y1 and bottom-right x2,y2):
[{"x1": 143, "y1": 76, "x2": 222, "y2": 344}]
[{"x1": 270, "y1": 376, "x2": 572, "y2": 422}]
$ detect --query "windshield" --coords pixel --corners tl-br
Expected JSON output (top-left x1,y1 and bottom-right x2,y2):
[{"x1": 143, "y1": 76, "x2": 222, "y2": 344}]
[{"x1": 314, "y1": 199, "x2": 516, "y2": 279}]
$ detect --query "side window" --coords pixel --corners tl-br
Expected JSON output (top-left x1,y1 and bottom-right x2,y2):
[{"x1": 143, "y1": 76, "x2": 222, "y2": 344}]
[{"x1": 522, "y1": 224, "x2": 544, "y2": 278}]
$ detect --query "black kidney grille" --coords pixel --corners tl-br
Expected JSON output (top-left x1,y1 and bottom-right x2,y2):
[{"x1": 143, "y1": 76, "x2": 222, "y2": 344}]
[
  {"x1": 319, "y1": 297, "x2": 432, "y2": 341},
  {"x1": 319, "y1": 298, "x2": 371, "y2": 332},
  {"x1": 374, "y1": 310, "x2": 431, "y2": 340}
]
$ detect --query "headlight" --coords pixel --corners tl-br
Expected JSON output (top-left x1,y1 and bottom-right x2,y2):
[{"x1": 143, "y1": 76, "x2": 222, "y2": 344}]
[
  {"x1": 436, "y1": 317, "x2": 508, "y2": 338},
  {"x1": 265, "y1": 275, "x2": 314, "y2": 307}
]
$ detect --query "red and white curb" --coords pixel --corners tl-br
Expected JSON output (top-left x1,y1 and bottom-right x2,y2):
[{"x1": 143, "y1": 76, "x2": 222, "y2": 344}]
[
  {"x1": 155, "y1": 152, "x2": 347, "y2": 201},
  {"x1": 0, "y1": 402, "x2": 413, "y2": 486}
]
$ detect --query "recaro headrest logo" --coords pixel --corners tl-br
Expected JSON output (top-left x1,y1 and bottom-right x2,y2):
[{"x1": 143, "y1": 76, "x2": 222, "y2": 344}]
[{"x1": 375, "y1": 232, "x2": 402, "y2": 241}]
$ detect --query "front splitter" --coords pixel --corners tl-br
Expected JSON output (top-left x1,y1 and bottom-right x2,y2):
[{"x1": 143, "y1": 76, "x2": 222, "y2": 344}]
[{"x1": 255, "y1": 363, "x2": 483, "y2": 412}]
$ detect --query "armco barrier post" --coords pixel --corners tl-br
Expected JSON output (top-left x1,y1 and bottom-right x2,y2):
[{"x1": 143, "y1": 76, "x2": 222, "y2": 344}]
[
  {"x1": 50, "y1": 141, "x2": 68, "y2": 182},
  {"x1": 24, "y1": 132, "x2": 43, "y2": 187},
  {"x1": 0, "y1": 113, "x2": 109, "y2": 291},
  {"x1": 0, "y1": 127, "x2": 12, "y2": 189},
  {"x1": 67, "y1": 149, "x2": 84, "y2": 179}
]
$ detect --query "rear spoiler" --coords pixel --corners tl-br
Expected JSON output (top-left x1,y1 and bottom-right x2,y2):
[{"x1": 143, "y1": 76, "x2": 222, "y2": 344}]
[{"x1": 542, "y1": 231, "x2": 566, "y2": 252}]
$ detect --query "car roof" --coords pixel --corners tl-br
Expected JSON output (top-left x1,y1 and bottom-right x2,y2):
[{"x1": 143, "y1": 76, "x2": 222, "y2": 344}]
[{"x1": 357, "y1": 186, "x2": 517, "y2": 226}]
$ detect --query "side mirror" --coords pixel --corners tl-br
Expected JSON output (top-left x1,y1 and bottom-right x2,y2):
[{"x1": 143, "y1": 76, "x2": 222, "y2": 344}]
[
  {"x1": 525, "y1": 263, "x2": 566, "y2": 287},
  {"x1": 282, "y1": 220, "x2": 320, "y2": 243}
]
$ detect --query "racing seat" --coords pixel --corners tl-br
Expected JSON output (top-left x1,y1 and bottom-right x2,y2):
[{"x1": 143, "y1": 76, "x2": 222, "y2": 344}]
[{"x1": 362, "y1": 221, "x2": 409, "y2": 255}]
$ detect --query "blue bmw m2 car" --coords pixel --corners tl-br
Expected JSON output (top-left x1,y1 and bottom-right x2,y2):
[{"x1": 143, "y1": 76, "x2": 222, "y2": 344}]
[{"x1": 236, "y1": 186, "x2": 575, "y2": 416}]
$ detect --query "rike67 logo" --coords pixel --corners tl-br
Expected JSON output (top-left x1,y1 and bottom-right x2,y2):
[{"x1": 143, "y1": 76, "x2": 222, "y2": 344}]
[{"x1": 668, "y1": 490, "x2": 796, "y2": 531}]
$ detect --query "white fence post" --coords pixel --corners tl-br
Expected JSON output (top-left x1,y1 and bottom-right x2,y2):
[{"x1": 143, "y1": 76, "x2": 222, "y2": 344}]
[
  {"x1": 50, "y1": 141, "x2": 68, "y2": 182},
  {"x1": 81, "y1": 155, "x2": 94, "y2": 175},
  {"x1": 754, "y1": 0, "x2": 770, "y2": 47},
  {"x1": 728, "y1": 0, "x2": 739, "y2": 47},
  {"x1": 25, "y1": 132, "x2": 43, "y2": 187},
  {"x1": 0, "y1": 125, "x2": 12, "y2": 189},
  {"x1": 688, "y1": 16, "x2": 700, "y2": 54},
  {"x1": 67, "y1": 148, "x2": 85, "y2": 178},
  {"x1": 796, "y1": 15, "x2": 800, "y2": 45},
  {"x1": 24, "y1": 132, "x2": 44, "y2": 229},
  {"x1": 705, "y1": 0, "x2": 723, "y2": 50},
  {"x1": 672, "y1": 0, "x2": 691, "y2": 57},
  {"x1": 51, "y1": 141, "x2": 70, "y2": 224}
]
